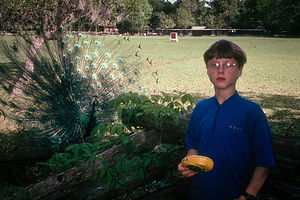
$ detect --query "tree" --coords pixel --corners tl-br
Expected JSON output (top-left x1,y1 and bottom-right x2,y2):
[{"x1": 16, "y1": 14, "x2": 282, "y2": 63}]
[
  {"x1": 148, "y1": 0, "x2": 165, "y2": 12},
  {"x1": 148, "y1": 0, "x2": 167, "y2": 29},
  {"x1": 0, "y1": 0, "x2": 118, "y2": 34},
  {"x1": 118, "y1": 0, "x2": 153, "y2": 33},
  {"x1": 162, "y1": 0, "x2": 178, "y2": 15},
  {"x1": 210, "y1": 0, "x2": 242, "y2": 28},
  {"x1": 160, "y1": 14, "x2": 176, "y2": 29},
  {"x1": 278, "y1": 0, "x2": 300, "y2": 34},
  {"x1": 175, "y1": 7, "x2": 195, "y2": 28},
  {"x1": 256, "y1": 0, "x2": 281, "y2": 32},
  {"x1": 116, "y1": 20, "x2": 132, "y2": 34},
  {"x1": 194, "y1": 1, "x2": 214, "y2": 27},
  {"x1": 148, "y1": 0, "x2": 178, "y2": 29},
  {"x1": 149, "y1": 11, "x2": 176, "y2": 29},
  {"x1": 180, "y1": 0, "x2": 200, "y2": 14},
  {"x1": 239, "y1": 0, "x2": 300, "y2": 34},
  {"x1": 149, "y1": 11, "x2": 164, "y2": 29},
  {"x1": 238, "y1": 0, "x2": 261, "y2": 29}
]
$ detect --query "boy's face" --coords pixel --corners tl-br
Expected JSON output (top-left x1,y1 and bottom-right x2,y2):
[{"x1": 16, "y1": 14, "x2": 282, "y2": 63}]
[{"x1": 206, "y1": 57, "x2": 243, "y2": 92}]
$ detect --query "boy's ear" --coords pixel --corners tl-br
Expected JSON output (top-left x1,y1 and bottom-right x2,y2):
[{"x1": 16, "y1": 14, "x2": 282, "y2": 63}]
[{"x1": 238, "y1": 67, "x2": 243, "y2": 77}]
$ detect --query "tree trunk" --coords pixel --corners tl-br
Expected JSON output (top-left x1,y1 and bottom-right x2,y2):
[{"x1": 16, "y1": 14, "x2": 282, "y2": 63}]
[
  {"x1": 59, "y1": 147, "x2": 186, "y2": 200},
  {"x1": 9, "y1": 37, "x2": 44, "y2": 98}
]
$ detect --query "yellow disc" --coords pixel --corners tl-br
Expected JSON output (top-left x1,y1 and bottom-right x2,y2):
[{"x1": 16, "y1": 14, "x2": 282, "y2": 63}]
[{"x1": 182, "y1": 155, "x2": 214, "y2": 172}]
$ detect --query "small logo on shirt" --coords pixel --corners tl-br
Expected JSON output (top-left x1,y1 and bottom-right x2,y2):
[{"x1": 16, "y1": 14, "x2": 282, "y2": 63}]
[{"x1": 229, "y1": 125, "x2": 243, "y2": 131}]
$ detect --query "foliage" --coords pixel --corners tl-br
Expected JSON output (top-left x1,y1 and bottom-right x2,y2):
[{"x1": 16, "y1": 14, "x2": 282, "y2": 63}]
[
  {"x1": 1, "y1": 0, "x2": 299, "y2": 34},
  {"x1": 38, "y1": 123, "x2": 130, "y2": 174},
  {"x1": 116, "y1": 20, "x2": 133, "y2": 34},
  {"x1": 193, "y1": 1, "x2": 212, "y2": 28},
  {"x1": 238, "y1": 0, "x2": 300, "y2": 34},
  {"x1": 210, "y1": 0, "x2": 241, "y2": 28},
  {"x1": 160, "y1": 14, "x2": 177, "y2": 29},
  {"x1": 0, "y1": 0, "x2": 119, "y2": 35},
  {"x1": 149, "y1": 12, "x2": 163, "y2": 29},
  {"x1": 38, "y1": 142, "x2": 98, "y2": 173},
  {"x1": 98, "y1": 152, "x2": 156, "y2": 190},
  {"x1": 180, "y1": 0, "x2": 199, "y2": 14},
  {"x1": 98, "y1": 143, "x2": 182, "y2": 191},
  {"x1": 175, "y1": 7, "x2": 195, "y2": 29},
  {"x1": 110, "y1": 91, "x2": 194, "y2": 130},
  {"x1": 149, "y1": 11, "x2": 176, "y2": 29},
  {"x1": 35, "y1": 91, "x2": 191, "y2": 191},
  {"x1": 118, "y1": 0, "x2": 153, "y2": 33}
]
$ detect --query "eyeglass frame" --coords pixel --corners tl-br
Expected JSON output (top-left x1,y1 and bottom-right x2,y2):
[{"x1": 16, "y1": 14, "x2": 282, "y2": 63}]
[{"x1": 206, "y1": 61, "x2": 239, "y2": 71}]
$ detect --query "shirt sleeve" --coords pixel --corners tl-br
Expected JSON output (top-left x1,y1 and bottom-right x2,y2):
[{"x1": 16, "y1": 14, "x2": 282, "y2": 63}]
[{"x1": 249, "y1": 107, "x2": 277, "y2": 167}]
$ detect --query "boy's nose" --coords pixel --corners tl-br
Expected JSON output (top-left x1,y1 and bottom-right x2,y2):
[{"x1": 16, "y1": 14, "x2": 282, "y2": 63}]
[{"x1": 217, "y1": 64, "x2": 225, "y2": 72}]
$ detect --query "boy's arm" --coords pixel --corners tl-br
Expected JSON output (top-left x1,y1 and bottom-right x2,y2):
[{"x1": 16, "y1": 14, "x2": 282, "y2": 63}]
[
  {"x1": 186, "y1": 149, "x2": 199, "y2": 156},
  {"x1": 237, "y1": 167, "x2": 270, "y2": 200}
]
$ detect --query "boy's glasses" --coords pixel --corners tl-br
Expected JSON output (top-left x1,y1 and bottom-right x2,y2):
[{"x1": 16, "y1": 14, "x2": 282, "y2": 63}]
[{"x1": 207, "y1": 62, "x2": 237, "y2": 71}]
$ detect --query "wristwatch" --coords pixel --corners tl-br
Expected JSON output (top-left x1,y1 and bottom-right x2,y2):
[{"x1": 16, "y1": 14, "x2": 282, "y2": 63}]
[{"x1": 242, "y1": 191, "x2": 255, "y2": 200}]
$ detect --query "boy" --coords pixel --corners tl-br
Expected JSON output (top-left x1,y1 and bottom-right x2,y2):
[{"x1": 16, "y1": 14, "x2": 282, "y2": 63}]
[{"x1": 178, "y1": 40, "x2": 276, "y2": 200}]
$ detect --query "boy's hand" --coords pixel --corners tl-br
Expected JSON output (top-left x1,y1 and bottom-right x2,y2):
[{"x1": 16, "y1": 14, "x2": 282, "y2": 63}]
[
  {"x1": 178, "y1": 162, "x2": 199, "y2": 178},
  {"x1": 178, "y1": 149, "x2": 200, "y2": 177},
  {"x1": 235, "y1": 196, "x2": 246, "y2": 200}
]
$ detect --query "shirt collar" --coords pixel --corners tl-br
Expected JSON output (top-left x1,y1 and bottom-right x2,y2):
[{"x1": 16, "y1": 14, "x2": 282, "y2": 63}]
[{"x1": 213, "y1": 91, "x2": 239, "y2": 106}]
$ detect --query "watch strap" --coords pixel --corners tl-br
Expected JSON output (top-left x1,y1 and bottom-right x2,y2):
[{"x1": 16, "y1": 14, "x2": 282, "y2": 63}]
[{"x1": 242, "y1": 191, "x2": 255, "y2": 200}]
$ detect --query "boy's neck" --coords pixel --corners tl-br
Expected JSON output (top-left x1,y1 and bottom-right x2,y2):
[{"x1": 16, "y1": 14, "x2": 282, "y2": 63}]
[{"x1": 214, "y1": 89, "x2": 236, "y2": 105}]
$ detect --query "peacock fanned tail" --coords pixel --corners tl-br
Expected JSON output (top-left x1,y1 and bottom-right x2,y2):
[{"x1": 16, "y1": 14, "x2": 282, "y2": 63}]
[{"x1": 0, "y1": 32, "x2": 152, "y2": 144}]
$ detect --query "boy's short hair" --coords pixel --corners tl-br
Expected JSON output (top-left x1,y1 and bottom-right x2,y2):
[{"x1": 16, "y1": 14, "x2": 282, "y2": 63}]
[{"x1": 204, "y1": 40, "x2": 247, "y2": 68}]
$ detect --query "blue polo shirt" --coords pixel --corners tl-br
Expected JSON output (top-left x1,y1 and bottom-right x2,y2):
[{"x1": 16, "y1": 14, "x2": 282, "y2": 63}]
[{"x1": 185, "y1": 92, "x2": 276, "y2": 200}]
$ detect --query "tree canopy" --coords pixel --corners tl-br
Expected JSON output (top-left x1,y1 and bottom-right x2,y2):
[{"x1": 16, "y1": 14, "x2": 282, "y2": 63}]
[{"x1": 1, "y1": 0, "x2": 299, "y2": 35}]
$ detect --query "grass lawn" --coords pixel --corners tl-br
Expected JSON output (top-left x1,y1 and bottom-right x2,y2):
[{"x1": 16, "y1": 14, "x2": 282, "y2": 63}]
[{"x1": 130, "y1": 36, "x2": 300, "y2": 136}]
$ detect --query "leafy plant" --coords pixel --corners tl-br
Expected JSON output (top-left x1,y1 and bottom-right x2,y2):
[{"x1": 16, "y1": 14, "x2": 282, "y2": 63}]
[
  {"x1": 37, "y1": 91, "x2": 192, "y2": 191},
  {"x1": 38, "y1": 123, "x2": 136, "y2": 174},
  {"x1": 98, "y1": 152, "x2": 156, "y2": 190},
  {"x1": 38, "y1": 142, "x2": 99, "y2": 174},
  {"x1": 110, "y1": 91, "x2": 194, "y2": 131},
  {"x1": 97, "y1": 143, "x2": 182, "y2": 191}
]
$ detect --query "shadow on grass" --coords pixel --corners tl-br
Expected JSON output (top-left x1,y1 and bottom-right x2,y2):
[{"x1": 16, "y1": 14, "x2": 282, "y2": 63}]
[{"x1": 241, "y1": 92, "x2": 299, "y2": 137}]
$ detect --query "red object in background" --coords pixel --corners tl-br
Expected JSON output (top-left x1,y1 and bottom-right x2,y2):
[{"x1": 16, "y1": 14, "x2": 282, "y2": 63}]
[
  {"x1": 170, "y1": 32, "x2": 178, "y2": 42},
  {"x1": 171, "y1": 33, "x2": 176, "y2": 39}
]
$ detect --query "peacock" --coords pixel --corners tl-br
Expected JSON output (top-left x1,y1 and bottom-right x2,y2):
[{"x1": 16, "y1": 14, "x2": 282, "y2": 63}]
[{"x1": 0, "y1": 32, "x2": 154, "y2": 145}]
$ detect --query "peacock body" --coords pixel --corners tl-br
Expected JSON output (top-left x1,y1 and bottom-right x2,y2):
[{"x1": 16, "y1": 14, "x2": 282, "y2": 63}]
[{"x1": 0, "y1": 32, "x2": 152, "y2": 144}]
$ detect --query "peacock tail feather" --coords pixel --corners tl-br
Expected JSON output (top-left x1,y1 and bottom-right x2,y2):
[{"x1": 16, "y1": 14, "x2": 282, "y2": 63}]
[{"x1": 0, "y1": 32, "x2": 153, "y2": 144}]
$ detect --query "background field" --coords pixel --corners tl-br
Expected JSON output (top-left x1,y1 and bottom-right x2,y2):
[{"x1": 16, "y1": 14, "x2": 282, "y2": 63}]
[
  {"x1": 131, "y1": 36, "x2": 300, "y2": 96},
  {"x1": 127, "y1": 36, "x2": 300, "y2": 136}
]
